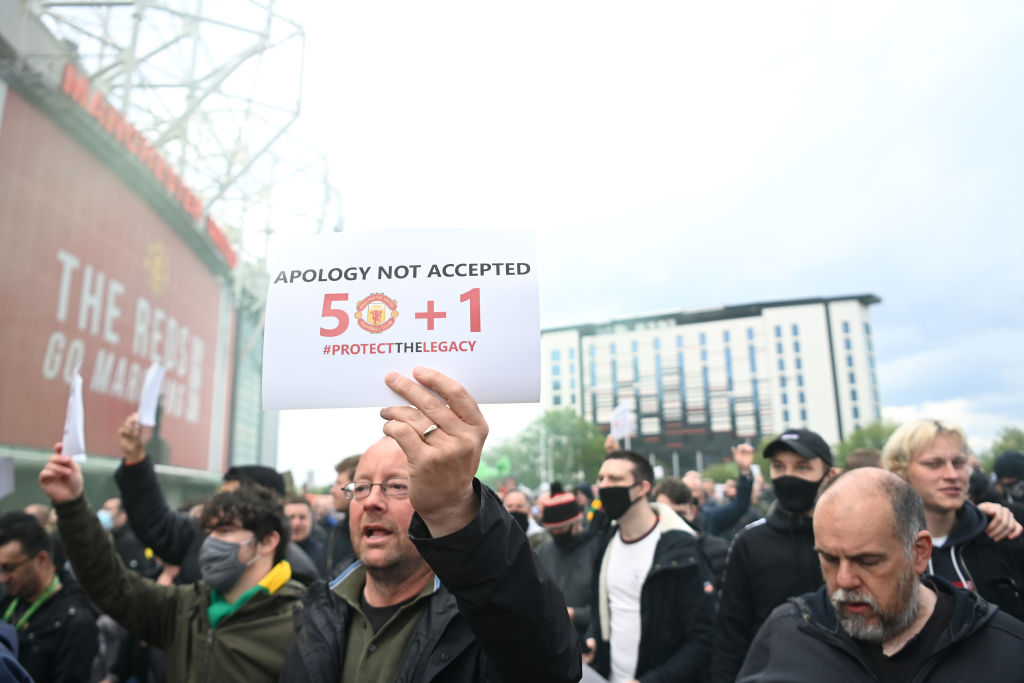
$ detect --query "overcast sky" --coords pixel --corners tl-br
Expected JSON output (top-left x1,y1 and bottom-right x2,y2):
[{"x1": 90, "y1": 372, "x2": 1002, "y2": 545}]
[{"x1": 275, "y1": 1, "x2": 1024, "y2": 485}]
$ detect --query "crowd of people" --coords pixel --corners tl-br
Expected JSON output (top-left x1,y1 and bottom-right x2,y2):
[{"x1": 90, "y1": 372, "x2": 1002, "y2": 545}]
[{"x1": 2, "y1": 367, "x2": 1024, "y2": 681}]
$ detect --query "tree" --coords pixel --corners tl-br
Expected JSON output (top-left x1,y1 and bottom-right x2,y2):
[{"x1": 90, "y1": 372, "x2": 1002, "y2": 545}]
[
  {"x1": 478, "y1": 409, "x2": 606, "y2": 490},
  {"x1": 982, "y1": 427, "x2": 1024, "y2": 473},
  {"x1": 835, "y1": 420, "x2": 899, "y2": 468}
]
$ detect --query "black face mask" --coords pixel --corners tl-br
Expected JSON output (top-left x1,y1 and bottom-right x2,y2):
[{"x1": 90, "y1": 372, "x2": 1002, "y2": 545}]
[
  {"x1": 509, "y1": 511, "x2": 530, "y2": 533},
  {"x1": 598, "y1": 485, "x2": 640, "y2": 520},
  {"x1": 773, "y1": 475, "x2": 825, "y2": 515},
  {"x1": 551, "y1": 531, "x2": 576, "y2": 550}
]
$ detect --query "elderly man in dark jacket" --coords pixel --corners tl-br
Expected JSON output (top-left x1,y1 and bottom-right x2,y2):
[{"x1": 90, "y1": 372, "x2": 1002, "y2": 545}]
[
  {"x1": 281, "y1": 368, "x2": 581, "y2": 682},
  {"x1": 738, "y1": 468, "x2": 1024, "y2": 682}
]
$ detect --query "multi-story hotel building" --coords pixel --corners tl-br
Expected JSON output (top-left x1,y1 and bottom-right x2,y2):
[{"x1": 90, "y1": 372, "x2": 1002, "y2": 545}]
[{"x1": 541, "y1": 295, "x2": 882, "y2": 469}]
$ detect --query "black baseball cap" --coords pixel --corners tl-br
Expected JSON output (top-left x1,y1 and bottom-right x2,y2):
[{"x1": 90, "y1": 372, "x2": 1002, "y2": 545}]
[{"x1": 763, "y1": 428, "x2": 833, "y2": 466}]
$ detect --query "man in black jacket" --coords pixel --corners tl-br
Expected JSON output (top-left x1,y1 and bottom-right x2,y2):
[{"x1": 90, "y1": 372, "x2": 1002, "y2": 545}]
[
  {"x1": 584, "y1": 451, "x2": 714, "y2": 683},
  {"x1": 281, "y1": 367, "x2": 580, "y2": 682},
  {"x1": 738, "y1": 467, "x2": 1024, "y2": 682},
  {"x1": 535, "y1": 491, "x2": 599, "y2": 642},
  {"x1": 0, "y1": 512, "x2": 98, "y2": 682},
  {"x1": 712, "y1": 428, "x2": 839, "y2": 683}
]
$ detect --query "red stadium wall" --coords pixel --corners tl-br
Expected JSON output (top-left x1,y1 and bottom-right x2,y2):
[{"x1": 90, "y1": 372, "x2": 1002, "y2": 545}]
[{"x1": 0, "y1": 88, "x2": 235, "y2": 469}]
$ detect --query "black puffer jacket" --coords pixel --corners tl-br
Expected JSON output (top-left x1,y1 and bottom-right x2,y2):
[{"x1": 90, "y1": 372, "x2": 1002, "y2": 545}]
[
  {"x1": 737, "y1": 577, "x2": 1024, "y2": 682},
  {"x1": 0, "y1": 582, "x2": 98, "y2": 683},
  {"x1": 280, "y1": 481, "x2": 581, "y2": 682},
  {"x1": 712, "y1": 504, "x2": 821, "y2": 683},
  {"x1": 589, "y1": 503, "x2": 714, "y2": 683},
  {"x1": 928, "y1": 501, "x2": 1024, "y2": 620}
]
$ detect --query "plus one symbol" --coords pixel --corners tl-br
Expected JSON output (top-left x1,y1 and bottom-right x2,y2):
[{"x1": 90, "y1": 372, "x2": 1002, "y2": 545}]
[{"x1": 415, "y1": 300, "x2": 447, "y2": 330}]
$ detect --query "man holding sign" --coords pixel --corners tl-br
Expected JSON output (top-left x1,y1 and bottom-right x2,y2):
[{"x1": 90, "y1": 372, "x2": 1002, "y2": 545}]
[{"x1": 281, "y1": 367, "x2": 581, "y2": 682}]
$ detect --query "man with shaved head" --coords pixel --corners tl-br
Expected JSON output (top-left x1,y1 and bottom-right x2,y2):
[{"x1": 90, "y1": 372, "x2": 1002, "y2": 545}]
[{"x1": 737, "y1": 468, "x2": 1024, "y2": 682}]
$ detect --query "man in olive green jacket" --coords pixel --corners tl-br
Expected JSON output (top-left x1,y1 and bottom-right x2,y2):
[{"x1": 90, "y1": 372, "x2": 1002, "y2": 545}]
[{"x1": 39, "y1": 445, "x2": 304, "y2": 683}]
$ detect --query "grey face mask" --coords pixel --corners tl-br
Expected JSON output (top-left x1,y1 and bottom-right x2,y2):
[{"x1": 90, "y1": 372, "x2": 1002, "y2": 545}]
[{"x1": 199, "y1": 535, "x2": 257, "y2": 593}]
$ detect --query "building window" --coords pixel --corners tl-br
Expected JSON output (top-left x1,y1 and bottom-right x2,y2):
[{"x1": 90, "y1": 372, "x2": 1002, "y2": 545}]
[
  {"x1": 552, "y1": 366, "x2": 561, "y2": 376},
  {"x1": 842, "y1": 321, "x2": 850, "y2": 334},
  {"x1": 781, "y1": 394, "x2": 789, "y2": 405},
  {"x1": 723, "y1": 330, "x2": 731, "y2": 343},
  {"x1": 844, "y1": 338, "x2": 852, "y2": 350},
  {"x1": 747, "y1": 327, "x2": 754, "y2": 340},
  {"x1": 799, "y1": 391, "x2": 805, "y2": 403},
  {"x1": 795, "y1": 358, "x2": 802, "y2": 370},
  {"x1": 849, "y1": 372, "x2": 856, "y2": 384},
  {"x1": 553, "y1": 395, "x2": 562, "y2": 406},
  {"x1": 846, "y1": 355, "x2": 853, "y2": 367},
  {"x1": 792, "y1": 324, "x2": 799, "y2": 336},
  {"x1": 676, "y1": 335, "x2": 683, "y2": 347},
  {"x1": 783, "y1": 409, "x2": 790, "y2": 422},
  {"x1": 793, "y1": 341, "x2": 800, "y2": 353},
  {"x1": 776, "y1": 342, "x2": 784, "y2": 354},
  {"x1": 589, "y1": 345, "x2": 595, "y2": 357},
  {"x1": 569, "y1": 348, "x2": 575, "y2": 360},
  {"x1": 699, "y1": 332, "x2": 707, "y2": 345},
  {"x1": 749, "y1": 345, "x2": 757, "y2": 372},
  {"x1": 631, "y1": 340, "x2": 638, "y2": 353},
  {"x1": 851, "y1": 389, "x2": 857, "y2": 401},
  {"x1": 701, "y1": 349, "x2": 708, "y2": 362},
  {"x1": 589, "y1": 362, "x2": 596, "y2": 385},
  {"x1": 570, "y1": 364, "x2": 576, "y2": 374},
  {"x1": 800, "y1": 409, "x2": 807, "y2": 421},
  {"x1": 780, "y1": 376, "x2": 787, "y2": 388},
  {"x1": 571, "y1": 394, "x2": 576, "y2": 404},
  {"x1": 775, "y1": 325, "x2": 782, "y2": 338},
  {"x1": 853, "y1": 406, "x2": 860, "y2": 419},
  {"x1": 653, "y1": 338, "x2": 661, "y2": 350},
  {"x1": 778, "y1": 359, "x2": 785, "y2": 371},
  {"x1": 551, "y1": 350, "x2": 560, "y2": 361},
  {"x1": 553, "y1": 379, "x2": 561, "y2": 391},
  {"x1": 864, "y1": 322, "x2": 871, "y2": 335},
  {"x1": 797, "y1": 374, "x2": 804, "y2": 387}
]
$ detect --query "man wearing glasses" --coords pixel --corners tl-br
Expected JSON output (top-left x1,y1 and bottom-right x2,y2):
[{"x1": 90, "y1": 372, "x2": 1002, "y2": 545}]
[
  {"x1": 281, "y1": 367, "x2": 581, "y2": 682},
  {"x1": 0, "y1": 511, "x2": 98, "y2": 682}
]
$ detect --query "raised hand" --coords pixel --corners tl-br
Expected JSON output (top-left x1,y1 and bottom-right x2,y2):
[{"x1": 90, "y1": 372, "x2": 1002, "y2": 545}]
[
  {"x1": 380, "y1": 367, "x2": 488, "y2": 537},
  {"x1": 39, "y1": 443, "x2": 85, "y2": 503},
  {"x1": 732, "y1": 443, "x2": 755, "y2": 474},
  {"x1": 117, "y1": 412, "x2": 146, "y2": 463}
]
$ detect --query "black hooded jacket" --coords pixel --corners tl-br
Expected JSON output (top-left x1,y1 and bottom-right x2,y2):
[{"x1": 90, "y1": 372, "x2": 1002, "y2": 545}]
[
  {"x1": 712, "y1": 504, "x2": 821, "y2": 683},
  {"x1": 927, "y1": 501, "x2": 1024, "y2": 621},
  {"x1": 737, "y1": 576, "x2": 1024, "y2": 682}
]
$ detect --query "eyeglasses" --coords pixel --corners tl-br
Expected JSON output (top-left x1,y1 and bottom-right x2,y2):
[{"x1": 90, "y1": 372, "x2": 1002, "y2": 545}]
[
  {"x1": 343, "y1": 479, "x2": 410, "y2": 501},
  {"x1": 0, "y1": 553, "x2": 37, "y2": 575}
]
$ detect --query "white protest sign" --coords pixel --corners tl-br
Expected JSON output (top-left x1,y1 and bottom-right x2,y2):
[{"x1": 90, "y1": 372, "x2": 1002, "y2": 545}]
[
  {"x1": 610, "y1": 402, "x2": 636, "y2": 440},
  {"x1": 138, "y1": 362, "x2": 166, "y2": 426},
  {"x1": 62, "y1": 367, "x2": 87, "y2": 462},
  {"x1": 262, "y1": 229, "x2": 540, "y2": 410}
]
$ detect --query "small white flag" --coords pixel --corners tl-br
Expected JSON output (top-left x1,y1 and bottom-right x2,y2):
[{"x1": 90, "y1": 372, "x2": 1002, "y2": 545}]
[
  {"x1": 138, "y1": 363, "x2": 166, "y2": 427},
  {"x1": 62, "y1": 367, "x2": 87, "y2": 462}
]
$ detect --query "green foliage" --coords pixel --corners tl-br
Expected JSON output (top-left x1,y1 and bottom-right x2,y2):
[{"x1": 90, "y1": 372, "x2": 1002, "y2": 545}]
[
  {"x1": 478, "y1": 409, "x2": 606, "y2": 489},
  {"x1": 834, "y1": 420, "x2": 899, "y2": 468},
  {"x1": 703, "y1": 462, "x2": 739, "y2": 483}
]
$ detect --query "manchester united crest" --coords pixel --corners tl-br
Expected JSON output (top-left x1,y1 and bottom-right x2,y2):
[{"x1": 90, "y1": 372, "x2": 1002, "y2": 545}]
[{"x1": 355, "y1": 293, "x2": 399, "y2": 333}]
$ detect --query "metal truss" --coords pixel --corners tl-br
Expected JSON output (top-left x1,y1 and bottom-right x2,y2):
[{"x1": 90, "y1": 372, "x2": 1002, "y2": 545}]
[{"x1": 16, "y1": 0, "x2": 341, "y2": 267}]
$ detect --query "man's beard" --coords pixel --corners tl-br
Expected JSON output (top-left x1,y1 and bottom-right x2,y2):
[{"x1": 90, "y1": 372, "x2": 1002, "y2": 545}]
[{"x1": 831, "y1": 567, "x2": 920, "y2": 643}]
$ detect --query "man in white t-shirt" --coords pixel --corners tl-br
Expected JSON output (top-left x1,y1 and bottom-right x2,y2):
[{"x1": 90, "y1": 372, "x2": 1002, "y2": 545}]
[{"x1": 584, "y1": 450, "x2": 714, "y2": 683}]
